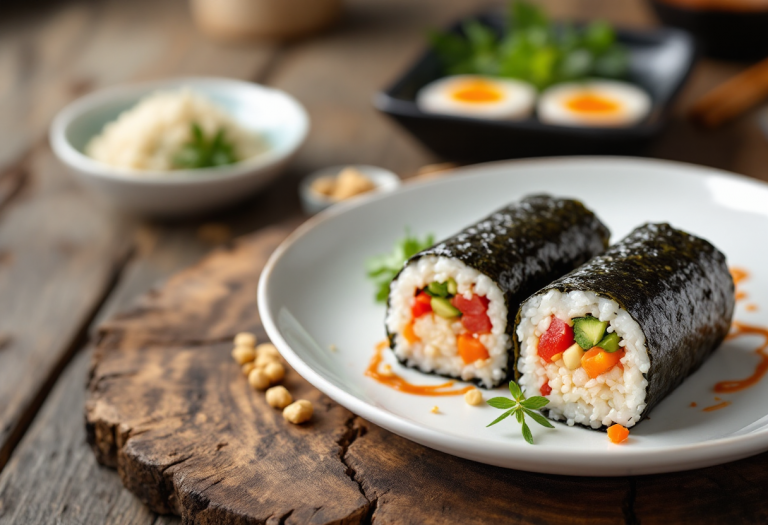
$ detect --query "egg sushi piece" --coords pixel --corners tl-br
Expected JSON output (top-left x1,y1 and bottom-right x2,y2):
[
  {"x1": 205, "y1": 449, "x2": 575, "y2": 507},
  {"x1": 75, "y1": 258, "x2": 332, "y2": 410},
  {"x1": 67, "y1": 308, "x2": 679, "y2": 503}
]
[
  {"x1": 538, "y1": 80, "x2": 652, "y2": 127},
  {"x1": 416, "y1": 75, "x2": 536, "y2": 120}
]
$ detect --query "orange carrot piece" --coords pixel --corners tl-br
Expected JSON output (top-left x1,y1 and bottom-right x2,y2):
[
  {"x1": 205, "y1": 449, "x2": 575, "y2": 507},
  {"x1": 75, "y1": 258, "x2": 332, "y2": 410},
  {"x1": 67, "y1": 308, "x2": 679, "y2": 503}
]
[
  {"x1": 581, "y1": 348, "x2": 625, "y2": 379},
  {"x1": 457, "y1": 333, "x2": 489, "y2": 364},
  {"x1": 607, "y1": 424, "x2": 629, "y2": 444},
  {"x1": 402, "y1": 320, "x2": 420, "y2": 344}
]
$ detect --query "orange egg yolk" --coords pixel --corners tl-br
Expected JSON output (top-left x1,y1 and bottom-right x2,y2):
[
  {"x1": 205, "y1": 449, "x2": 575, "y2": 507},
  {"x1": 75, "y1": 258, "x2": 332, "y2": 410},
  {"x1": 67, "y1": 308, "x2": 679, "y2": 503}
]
[
  {"x1": 451, "y1": 82, "x2": 503, "y2": 103},
  {"x1": 565, "y1": 93, "x2": 621, "y2": 114}
]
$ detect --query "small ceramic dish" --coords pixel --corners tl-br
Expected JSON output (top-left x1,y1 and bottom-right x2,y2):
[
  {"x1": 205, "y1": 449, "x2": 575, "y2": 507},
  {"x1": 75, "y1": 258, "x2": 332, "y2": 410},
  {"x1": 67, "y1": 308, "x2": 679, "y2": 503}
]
[
  {"x1": 299, "y1": 164, "x2": 401, "y2": 215},
  {"x1": 375, "y1": 12, "x2": 696, "y2": 163},
  {"x1": 50, "y1": 77, "x2": 309, "y2": 217}
]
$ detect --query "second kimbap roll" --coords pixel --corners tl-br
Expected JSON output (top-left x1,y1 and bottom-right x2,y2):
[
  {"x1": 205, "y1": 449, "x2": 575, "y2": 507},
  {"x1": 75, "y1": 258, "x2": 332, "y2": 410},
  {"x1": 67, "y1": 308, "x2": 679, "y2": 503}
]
[{"x1": 515, "y1": 223, "x2": 735, "y2": 429}]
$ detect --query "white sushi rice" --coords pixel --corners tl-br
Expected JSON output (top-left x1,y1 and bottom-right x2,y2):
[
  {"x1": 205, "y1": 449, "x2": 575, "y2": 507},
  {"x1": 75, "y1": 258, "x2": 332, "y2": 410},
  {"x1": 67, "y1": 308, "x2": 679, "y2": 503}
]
[
  {"x1": 86, "y1": 88, "x2": 266, "y2": 171},
  {"x1": 517, "y1": 290, "x2": 651, "y2": 428},
  {"x1": 385, "y1": 255, "x2": 509, "y2": 388}
]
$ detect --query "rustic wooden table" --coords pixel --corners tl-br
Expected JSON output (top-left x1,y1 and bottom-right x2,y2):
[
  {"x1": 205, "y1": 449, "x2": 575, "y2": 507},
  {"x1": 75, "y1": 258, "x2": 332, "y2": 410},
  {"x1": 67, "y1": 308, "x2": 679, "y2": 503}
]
[{"x1": 1, "y1": 0, "x2": 767, "y2": 523}]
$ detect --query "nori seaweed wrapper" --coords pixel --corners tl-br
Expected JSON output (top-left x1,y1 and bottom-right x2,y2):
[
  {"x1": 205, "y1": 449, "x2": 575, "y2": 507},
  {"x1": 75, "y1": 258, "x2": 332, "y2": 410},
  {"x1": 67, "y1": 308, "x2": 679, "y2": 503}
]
[
  {"x1": 515, "y1": 222, "x2": 735, "y2": 425},
  {"x1": 387, "y1": 194, "x2": 611, "y2": 387}
]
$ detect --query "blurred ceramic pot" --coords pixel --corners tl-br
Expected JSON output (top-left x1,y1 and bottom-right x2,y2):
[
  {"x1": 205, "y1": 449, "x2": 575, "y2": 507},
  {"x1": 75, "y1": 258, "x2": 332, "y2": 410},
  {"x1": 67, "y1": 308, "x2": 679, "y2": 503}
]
[{"x1": 191, "y1": 0, "x2": 342, "y2": 41}]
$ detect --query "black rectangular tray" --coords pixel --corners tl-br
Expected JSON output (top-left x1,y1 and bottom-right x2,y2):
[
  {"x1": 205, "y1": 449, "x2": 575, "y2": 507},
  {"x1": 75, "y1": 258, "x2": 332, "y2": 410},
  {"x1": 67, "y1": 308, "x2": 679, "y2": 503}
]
[{"x1": 375, "y1": 13, "x2": 696, "y2": 162}]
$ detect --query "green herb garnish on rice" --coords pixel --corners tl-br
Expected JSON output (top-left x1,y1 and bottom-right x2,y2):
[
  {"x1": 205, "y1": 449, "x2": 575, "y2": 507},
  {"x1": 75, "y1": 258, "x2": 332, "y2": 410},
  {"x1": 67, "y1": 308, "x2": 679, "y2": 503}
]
[
  {"x1": 487, "y1": 380, "x2": 554, "y2": 444},
  {"x1": 174, "y1": 123, "x2": 239, "y2": 169},
  {"x1": 367, "y1": 230, "x2": 435, "y2": 303}
]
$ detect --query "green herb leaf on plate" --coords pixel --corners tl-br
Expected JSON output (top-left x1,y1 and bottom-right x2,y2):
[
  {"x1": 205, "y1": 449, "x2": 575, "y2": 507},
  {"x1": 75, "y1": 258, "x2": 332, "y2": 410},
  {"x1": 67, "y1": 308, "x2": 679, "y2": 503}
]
[
  {"x1": 486, "y1": 408, "x2": 515, "y2": 427},
  {"x1": 508, "y1": 380, "x2": 523, "y2": 400},
  {"x1": 366, "y1": 230, "x2": 435, "y2": 304},
  {"x1": 521, "y1": 420, "x2": 534, "y2": 444},
  {"x1": 487, "y1": 397, "x2": 516, "y2": 409},
  {"x1": 524, "y1": 408, "x2": 555, "y2": 428},
  {"x1": 521, "y1": 396, "x2": 549, "y2": 410},
  {"x1": 485, "y1": 380, "x2": 553, "y2": 444}
]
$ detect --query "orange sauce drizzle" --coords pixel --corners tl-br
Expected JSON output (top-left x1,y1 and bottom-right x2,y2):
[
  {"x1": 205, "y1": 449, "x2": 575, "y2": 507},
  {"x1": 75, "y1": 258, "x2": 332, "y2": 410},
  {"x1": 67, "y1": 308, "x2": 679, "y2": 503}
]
[
  {"x1": 732, "y1": 267, "x2": 749, "y2": 301},
  {"x1": 747, "y1": 304, "x2": 758, "y2": 312},
  {"x1": 714, "y1": 321, "x2": 768, "y2": 394},
  {"x1": 565, "y1": 93, "x2": 620, "y2": 114},
  {"x1": 731, "y1": 267, "x2": 749, "y2": 286},
  {"x1": 696, "y1": 268, "x2": 768, "y2": 407},
  {"x1": 703, "y1": 400, "x2": 732, "y2": 412},
  {"x1": 690, "y1": 402, "x2": 697, "y2": 408},
  {"x1": 366, "y1": 341, "x2": 474, "y2": 396},
  {"x1": 451, "y1": 82, "x2": 503, "y2": 103}
]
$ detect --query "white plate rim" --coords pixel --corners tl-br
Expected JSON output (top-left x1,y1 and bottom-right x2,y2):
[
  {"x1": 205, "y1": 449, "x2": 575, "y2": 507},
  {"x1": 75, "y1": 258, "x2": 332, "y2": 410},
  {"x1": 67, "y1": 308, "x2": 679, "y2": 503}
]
[{"x1": 258, "y1": 156, "x2": 768, "y2": 476}]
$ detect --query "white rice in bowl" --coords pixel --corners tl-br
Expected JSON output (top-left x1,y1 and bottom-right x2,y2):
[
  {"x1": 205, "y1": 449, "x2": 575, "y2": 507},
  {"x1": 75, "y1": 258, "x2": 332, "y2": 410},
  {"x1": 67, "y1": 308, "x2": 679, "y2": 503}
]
[
  {"x1": 517, "y1": 289, "x2": 651, "y2": 428},
  {"x1": 86, "y1": 88, "x2": 266, "y2": 171}
]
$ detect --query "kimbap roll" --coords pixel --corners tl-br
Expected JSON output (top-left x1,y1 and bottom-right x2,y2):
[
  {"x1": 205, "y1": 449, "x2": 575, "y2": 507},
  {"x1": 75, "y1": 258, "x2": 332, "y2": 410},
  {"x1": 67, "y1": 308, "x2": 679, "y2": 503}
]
[
  {"x1": 385, "y1": 195, "x2": 610, "y2": 388},
  {"x1": 515, "y1": 223, "x2": 735, "y2": 429}
]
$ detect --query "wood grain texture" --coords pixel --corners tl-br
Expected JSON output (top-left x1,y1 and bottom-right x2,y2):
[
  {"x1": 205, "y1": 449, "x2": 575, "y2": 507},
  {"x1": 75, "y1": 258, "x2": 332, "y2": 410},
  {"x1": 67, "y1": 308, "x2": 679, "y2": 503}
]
[
  {"x1": 0, "y1": 213, "x2": 245, "y2": 525},
  {"x1": 84, "y1": 228, "x2": 768, "y2": 525},
  {"x1": 0, "y1": 144, "x2": 133, "y2": 471},
  {"x1": 0, "y1": 350, "x2": 178, "y2": 525}
]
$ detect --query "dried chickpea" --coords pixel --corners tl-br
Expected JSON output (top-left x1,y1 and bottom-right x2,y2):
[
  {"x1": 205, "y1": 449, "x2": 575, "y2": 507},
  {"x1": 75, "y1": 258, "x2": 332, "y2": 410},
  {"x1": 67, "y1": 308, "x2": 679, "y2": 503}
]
[
  {"x1": 464, "y1": 388, "x2": 483, "y2": 406},
  {"x1": 234, "y1": 332, "x2": 257, "y2": 347},
  {"x1": 255, "y1": 352, "x2": 278, "y2": 369},
  {"x1": 232, "y1": 345, "x2": 256, "y2": 365},
  {"x1": 242, "y1": 362, "x2": 256, "y2": 376},
  {"x1": 256, "y1": 343, "x2": 281, "y2": 360},
  {"x1": 264, "y1": 361, "x2": 285, "y2": 384},
  {"x1": 248, "y1": 368, "x2": 270, "y2": 391},
  {"x1": 310, "y1": 175, "x2": 335, "y2": 197},
  {"x1": 283, "y1": 399, "x2": 313, "y2": 424},
  {"x1": 265, "y1": 386, "x2": 293, "y2": 409},
  {"x1": 331, "y1": 167, "x2": 375, "y2": 200}
]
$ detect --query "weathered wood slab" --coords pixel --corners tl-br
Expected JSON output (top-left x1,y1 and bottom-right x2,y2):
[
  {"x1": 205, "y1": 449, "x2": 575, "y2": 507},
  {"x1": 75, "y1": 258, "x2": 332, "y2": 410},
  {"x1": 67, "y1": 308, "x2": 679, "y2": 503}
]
[
  {"x1": 0, "y1": 349, "x2": 178, "y2": 525},
  {"x1": 85, "y1": 226, "x2": 768, "y2": 524},
  {"x1": 87, "y1": 227, "x2": 372, "y2": 523}
]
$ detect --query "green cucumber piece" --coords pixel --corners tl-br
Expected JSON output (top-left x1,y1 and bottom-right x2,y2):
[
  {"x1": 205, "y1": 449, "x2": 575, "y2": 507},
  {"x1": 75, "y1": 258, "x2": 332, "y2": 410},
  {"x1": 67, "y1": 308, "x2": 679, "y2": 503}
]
[
  {"x1": 596, "y1": 331, "x2": 621, "y2": 353},
  {"x1": 446, "y1": 278, "x2": 458, "y2": 295},
  {"x1": 431, "y1": 296, "x2": 461, "y2": 318},
  {"x1": 426, "y1": 281, "x2": 449, "y2": 298},
  {"x1": 572, "y1": 316, "x2": 608, "y2": 349}
]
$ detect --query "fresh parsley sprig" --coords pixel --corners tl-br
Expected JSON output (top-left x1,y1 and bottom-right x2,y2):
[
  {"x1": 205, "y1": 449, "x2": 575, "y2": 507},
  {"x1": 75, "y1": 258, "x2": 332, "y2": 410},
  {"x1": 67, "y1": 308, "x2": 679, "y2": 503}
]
[
  {"x1": 366, "y1": 230, "x2": 435, "y2": 303},
  {"x1": 487, "y1": 380, "x2": 554, "y2": 444},
  {"x1": 174, "y1": 123, "x2": 239, "y2": 169}
]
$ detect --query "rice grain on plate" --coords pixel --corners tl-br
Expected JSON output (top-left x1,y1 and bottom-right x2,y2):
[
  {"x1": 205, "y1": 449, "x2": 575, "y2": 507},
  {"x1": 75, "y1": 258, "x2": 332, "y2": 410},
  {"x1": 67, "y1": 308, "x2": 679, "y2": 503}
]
[{"x1": 86, "y1": 89, "x2": 266, "y2": 171}]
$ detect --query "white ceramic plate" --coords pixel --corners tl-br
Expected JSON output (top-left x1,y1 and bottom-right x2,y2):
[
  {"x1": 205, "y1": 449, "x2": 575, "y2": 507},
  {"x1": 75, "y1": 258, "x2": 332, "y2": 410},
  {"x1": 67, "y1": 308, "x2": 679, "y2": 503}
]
[{"x1": 258, "y1": 157, "x2": 768, "y2": 476}]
